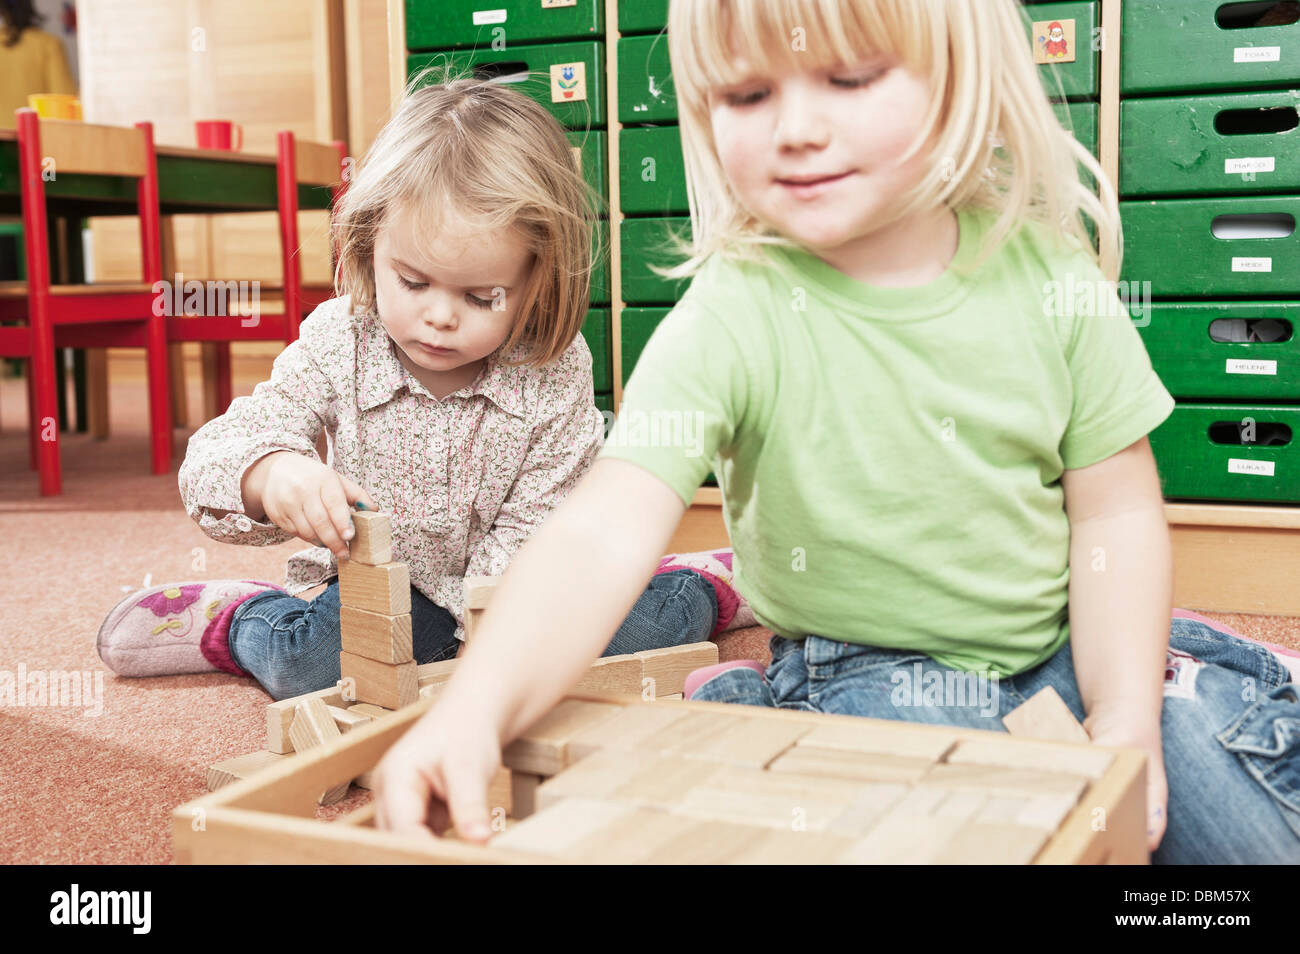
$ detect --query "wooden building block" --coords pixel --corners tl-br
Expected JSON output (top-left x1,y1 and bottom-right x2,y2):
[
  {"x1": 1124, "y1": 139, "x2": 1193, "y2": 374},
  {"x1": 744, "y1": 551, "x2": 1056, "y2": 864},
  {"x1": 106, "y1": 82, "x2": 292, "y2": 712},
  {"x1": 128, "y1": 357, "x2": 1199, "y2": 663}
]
[
  {"x1": 288, "y1": 698, "x2": 351, "y2": 805},
  {"x1": 572, "y1": 655, "x2": 644, "y2": 695},
  {"x1": 565, "y1": 702, "x2": 691, "y2": 760},
  {"x1": 727, "y1": 829, "x2": 857, "y2": 865},
  {"x1": 266, "y1": 683, "x2": 348, "y2": 754},
  {"x1": 465, "y1": 607, "x2": 485, "y2": 642},
  {"x1": 635, "y1": 642, "x2": 719, "y2": 696},
  {"x1": 337, "y1": 559, "x2": 410, "y2": 615},
  {"x1": 946, "y1": 737, "x2": 1113, "y2": 779},
  {"x1": 797, "y1": 722, "x2": 957, "y2": 761},
  {"x1": 768, "y1": 746, "x2": 934, "y2": 783},
  {"x1": 932, "y1": 789, "x2": 991, "y2": 824},
  {"x1": 418, "y1": 683, "x2": 445, "y2": 700},
  {"x1": 347, "y1": 703, "x2": 393, "y2": 720},
  {"x1": 932, "y1": 821, "x2": 1050, "y2": 865},
  {"x1": 976, "y1": 795, "x2": 1029, "y2": 824},
  {"x1": 1016, "y1": 792, "x2": 1084, "y2": 831},
  {"x1": 339, "y1": 605, "x2": 413, "y2": 664},
  {"x1": 328, "y1": 705, "x2": 372, "y2": 734},
  {"x1": 840, "y1": 811, "x2": 967, "y2": 864},
  {"x1": 464, "y1": 575, "x2": 498, "y2": 609},
  {"x1": 565, "y1": 808, "x2": 716, "y2": 864},
  {"x1": 609, "y1": 754, "x2": 730, "y2": 810},
  {"x1": 682, "y1": 717, "x2": 811, "y2": 768},
  {"x1": 490, "y1": 797, "x2": 634, "y2": 857},
  {"x1": 503, "y1": 699, "x2": 623, "y2": 775},
  {"x1": 487, "y1": 766, "x2": 513, "y2": 816},
  {"x1": 339, "y1": 651, "x2": 418, "y2": 709},
  {"x1": 923, "y1": 762, "x2": 1090, "y2": 800},
  {"x1": 533, "y1": 748, "x2": 649, "y2": 810},
  {"x1": 638, "y1": 710, "x2": 750, "y2": 757},
  {"x1": 671, "y1": 764, "x2": 870, "y2": 832},
  {"x1": 825, "y1": 783, "x2": 911, "y2": 838},
  {"x1": 206, "y1": 750, "x2": 290, "y2": 792},
  {"x1": 416, "y1": 658, "x2": 459, "y2": 687},
  {"x1": 348, "y1": 511, "x2": 393, "y2": 564},
  {"x1": 512, "y1": 772, "x2": 544, "y2": 818},
  {"x1": 1002, "y1": 687, "x2": 1090, "y2": 745}
]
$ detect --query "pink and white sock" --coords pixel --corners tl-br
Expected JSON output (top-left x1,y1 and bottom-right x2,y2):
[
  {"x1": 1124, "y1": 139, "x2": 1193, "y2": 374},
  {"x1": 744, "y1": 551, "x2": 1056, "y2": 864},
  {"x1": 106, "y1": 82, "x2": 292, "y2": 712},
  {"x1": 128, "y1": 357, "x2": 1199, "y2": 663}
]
[{"x1": 654, "y1": 547, "x2": 755, "y2": 635}]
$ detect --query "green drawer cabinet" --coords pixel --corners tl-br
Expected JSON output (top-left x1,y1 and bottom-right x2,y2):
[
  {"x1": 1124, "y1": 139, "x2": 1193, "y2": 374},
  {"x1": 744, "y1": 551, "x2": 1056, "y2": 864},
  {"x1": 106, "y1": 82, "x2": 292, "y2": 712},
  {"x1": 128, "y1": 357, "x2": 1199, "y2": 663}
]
[
  {"x1": 581, "y1": 308, "x2": 612, "y2": 392},
  {"x1": 594, "y1": 391, "x2": 613, "y2": 413},
  {"x1": 405, "y1": 0, "x2": 602, "y2": 51},
  {"x1": 618, "y1": 34, "x2": 676, "y2": 123},
  {"x1": 1022, "y1": 1, "x2": 1099, "y2": 100},
  {"x1": 1121, "y1": 91, "x2": 1300, "y2": 196},
  {"x1": 1120, "y1": 196, "x2": 1300, "y2": 296},
  {"x1": 1053, "y1": 100, "x2": 1098, "y2": 157},
  {"x1": 620, "y1": 216, "x2": 692, "y2": 303},
  {"x1": 620, "y1": 306, "x2": 669, "y2": 386},
  {"x1": 1122, "y1": 0, "x2": 1300, "y2": 94},
  {"x1": 1150, "y1": 404, "x2": 1300, "y2": 503},
  {"x1": 619, "y1": 125, "x2": 687, "y2": 214},
  {"x1": 619, "y1": 0, "x2": 668, "y2": 34},
  {"x1": 409, "y1": 41, "x2": 606, "y2": 129},
  {"x1": 591, "y1": 218, "x2": 610, "y2": 304},
  {"x1": 567, "y1": 129, "x2": 608, "y2": 204},
  {"x1": 1137, "y1": 301, "x2": 1300, "y2": 400}
]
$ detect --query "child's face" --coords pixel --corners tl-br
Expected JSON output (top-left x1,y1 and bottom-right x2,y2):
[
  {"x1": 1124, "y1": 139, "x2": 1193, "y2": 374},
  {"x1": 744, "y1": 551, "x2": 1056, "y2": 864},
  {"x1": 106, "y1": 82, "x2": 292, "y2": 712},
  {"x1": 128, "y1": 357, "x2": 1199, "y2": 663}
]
[
  {"x1": 373, "y1": 205, "x2": 534, "y2": 386},
  {"x1": 708, "y1": 54, "x2": 938, "y2": 255}
]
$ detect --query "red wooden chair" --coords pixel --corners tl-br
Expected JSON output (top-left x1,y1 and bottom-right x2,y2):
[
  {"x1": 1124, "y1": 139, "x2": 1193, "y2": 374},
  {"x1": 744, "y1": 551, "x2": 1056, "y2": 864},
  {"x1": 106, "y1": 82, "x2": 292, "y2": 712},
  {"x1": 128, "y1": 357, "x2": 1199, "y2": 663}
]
[
  {"x1": 168, "y1": 132, "x2": 347, "y2": 418},
  {"x1": 0, "y1": 109, "x2": 169, "y2": 496}
]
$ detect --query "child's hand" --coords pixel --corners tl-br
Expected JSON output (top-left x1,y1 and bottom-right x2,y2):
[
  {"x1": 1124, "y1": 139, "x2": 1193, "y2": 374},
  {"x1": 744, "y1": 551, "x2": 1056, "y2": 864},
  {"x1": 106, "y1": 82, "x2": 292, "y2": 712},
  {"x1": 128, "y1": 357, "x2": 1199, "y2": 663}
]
[
  {"x1": 1085, "y1": 715, "x2": 1168, "y2": 854},
  {"x1": 373, "y1": 700, "x2": 503, "y2": 843},
  {"x1": 249, "y1": 451, "x2": 377, "y2": 558}
]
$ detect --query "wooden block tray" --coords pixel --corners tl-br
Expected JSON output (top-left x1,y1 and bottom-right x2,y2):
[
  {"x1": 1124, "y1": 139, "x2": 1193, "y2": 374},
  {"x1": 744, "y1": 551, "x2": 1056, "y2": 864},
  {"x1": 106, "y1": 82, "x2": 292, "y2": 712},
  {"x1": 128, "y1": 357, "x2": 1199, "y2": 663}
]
[{"x1": 174, "y1": 692, "x2": 1148, "y2": 864}]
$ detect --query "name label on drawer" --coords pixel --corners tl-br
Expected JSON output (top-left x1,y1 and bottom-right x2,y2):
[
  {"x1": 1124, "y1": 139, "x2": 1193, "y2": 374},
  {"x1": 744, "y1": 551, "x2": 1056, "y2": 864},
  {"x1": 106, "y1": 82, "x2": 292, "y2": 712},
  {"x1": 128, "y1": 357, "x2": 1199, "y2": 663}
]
[
  {"x1": 1226, "y1": 358, "x2": 1279, "y2": 375},
  {"x1": 1229, "y1": 458, "x2": 1275, "y2": 477},
  {"x1": 1232, "y1": 257, "x2": 1273, "y2": 272},
  {"x1": 1235, "y1": 46, "x2": 1281, "y2": 63},
  {"x1": 473, "y1": 9, "x2": 507, "y2": 24},
  {"x1": 1225, "y1": 157, "x2": 1275, "y2": 175}
]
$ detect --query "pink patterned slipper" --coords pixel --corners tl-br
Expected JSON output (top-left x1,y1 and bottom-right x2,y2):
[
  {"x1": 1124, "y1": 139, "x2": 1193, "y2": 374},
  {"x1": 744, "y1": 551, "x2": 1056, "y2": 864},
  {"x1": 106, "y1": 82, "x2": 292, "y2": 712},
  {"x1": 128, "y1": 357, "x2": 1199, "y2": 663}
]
[
  {"x1": 97, "y1": 580, "x2": 281, "y2": 677},
  {"x1": 655, "y1": 547, "x2": 754, "y2": 635}
]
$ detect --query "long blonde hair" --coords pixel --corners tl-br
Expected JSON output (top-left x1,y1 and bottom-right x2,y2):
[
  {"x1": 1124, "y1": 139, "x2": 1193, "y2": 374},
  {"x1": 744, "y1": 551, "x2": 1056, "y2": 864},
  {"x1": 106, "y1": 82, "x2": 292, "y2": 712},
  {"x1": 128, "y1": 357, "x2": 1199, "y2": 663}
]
[
  {"x1": 333, "y1": 65, "x2": 601, "y2": 366},
  {"x1": 664, "y1": 0, "x2": 1120, "y2": 281}
]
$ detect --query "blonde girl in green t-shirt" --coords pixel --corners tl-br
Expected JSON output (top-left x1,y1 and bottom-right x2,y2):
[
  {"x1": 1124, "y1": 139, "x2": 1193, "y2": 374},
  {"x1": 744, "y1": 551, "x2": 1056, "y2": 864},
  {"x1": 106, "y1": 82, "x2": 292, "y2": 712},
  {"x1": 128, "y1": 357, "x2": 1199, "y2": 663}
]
[{"x1": 371, "y1": 0, "x2": 1300, "y2": 864}]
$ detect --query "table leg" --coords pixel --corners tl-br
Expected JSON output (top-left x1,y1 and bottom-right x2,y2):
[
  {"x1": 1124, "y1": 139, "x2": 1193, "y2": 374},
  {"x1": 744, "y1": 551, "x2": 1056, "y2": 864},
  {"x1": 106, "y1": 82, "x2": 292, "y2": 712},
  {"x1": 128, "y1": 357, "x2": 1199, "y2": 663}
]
[
  {"x1": 159, "y1": 217, "x2": 189, "y2": 429},
  {"x1": 201, "y1": 343, "x2": 221, "y2": 422},
  {"x1": 87, "y1": 349, "x2": 109, "y2": 437}
]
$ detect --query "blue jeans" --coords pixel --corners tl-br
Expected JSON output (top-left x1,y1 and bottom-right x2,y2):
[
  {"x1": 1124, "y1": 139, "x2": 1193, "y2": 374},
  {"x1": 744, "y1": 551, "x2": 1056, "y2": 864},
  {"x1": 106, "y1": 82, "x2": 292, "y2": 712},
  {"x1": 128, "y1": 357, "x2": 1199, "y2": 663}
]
[
  {"x1": 228, "y1": 568, "x2": 717, "y2": 702},
  {"x1": 691, "y1": 616, "x2": 1300, "y2": 864}
]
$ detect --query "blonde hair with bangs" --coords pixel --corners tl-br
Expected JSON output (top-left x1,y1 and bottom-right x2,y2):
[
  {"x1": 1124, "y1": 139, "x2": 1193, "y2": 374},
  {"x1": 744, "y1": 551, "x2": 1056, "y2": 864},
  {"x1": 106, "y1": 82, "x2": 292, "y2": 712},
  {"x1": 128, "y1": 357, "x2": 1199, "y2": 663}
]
[
  {"x1": 664, "y1": 0, "x2": 1121, "y2": 282},
  {"x1": 332, "y1": 65, "x2": 601, "y2": 366}
]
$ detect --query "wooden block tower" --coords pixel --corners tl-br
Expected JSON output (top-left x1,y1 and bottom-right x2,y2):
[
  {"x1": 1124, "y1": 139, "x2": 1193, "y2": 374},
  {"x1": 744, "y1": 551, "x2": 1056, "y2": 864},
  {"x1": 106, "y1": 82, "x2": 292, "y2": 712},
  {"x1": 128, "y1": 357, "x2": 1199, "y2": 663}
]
[{"x1": 337, "y1": 510, "x2": 418, "y2": 710}]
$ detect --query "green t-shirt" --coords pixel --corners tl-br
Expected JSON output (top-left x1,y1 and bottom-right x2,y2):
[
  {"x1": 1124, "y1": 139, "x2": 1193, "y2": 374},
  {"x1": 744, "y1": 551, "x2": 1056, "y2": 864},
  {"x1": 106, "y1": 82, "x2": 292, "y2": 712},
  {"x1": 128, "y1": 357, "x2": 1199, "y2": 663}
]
[{"x1": 600, "y1": 206, "x2": 1174, "y2": 675}]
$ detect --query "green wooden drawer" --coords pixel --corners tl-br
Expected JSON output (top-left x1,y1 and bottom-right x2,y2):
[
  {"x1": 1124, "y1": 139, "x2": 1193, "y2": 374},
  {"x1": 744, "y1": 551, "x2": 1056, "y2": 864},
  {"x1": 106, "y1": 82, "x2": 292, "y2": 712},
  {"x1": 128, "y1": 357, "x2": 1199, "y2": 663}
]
[
  {"x1": 1120, "y1": 196, "x2": 1300, "y2": 296},
  {"x1": 1137, "y1": 300, "x2": 1300, "y2": 400},
  {"x1": 405, "y1": 0, "x2": 602, "y2": 50},
  {"x1": 1023, "y1": 1, "x2": 1098, "y2": 100},
  {"x1": 618, "y1": 35, "x2": 676, "y2": 123},
  {"x1": 620, "y1": 216, "x2": 692, "y2": 303},
  {"x1": 1120, "y1": 90, "x2": 1300, "y2": 197},
  {"x1": 619, "y1": 0, "x2": 667, "y2": 34},
  {"x1": 594, "y1": 391, "x2": 613, "y2": 413},
  {"x1": 567, "y1": 129, "x2": 607, "y2": 204},
  {"x1": 1053, "y1": 100, "x2": 1098, "y2": 157},
  {"x1": 619, "y1": 125, "x2": 687, "y2": 214},
  {"x1": 1122, "y1": 0, "x2": 1300, "y2": 95},
  {"x1": 591, "y1": 217, "x2": 610, "y2": 304},
  {"x1": 1150, "y1": 403, "x2": 1300, "y2": 502},
  {"x1": 620, "y1": 306, "x2": 668, "y2": 385},
  {"x1": 409, "y1": 41, "x2": 606, "y2": 129},
  {"x1": 581, "y1": 307, "x2": 611, "y2": 391}
]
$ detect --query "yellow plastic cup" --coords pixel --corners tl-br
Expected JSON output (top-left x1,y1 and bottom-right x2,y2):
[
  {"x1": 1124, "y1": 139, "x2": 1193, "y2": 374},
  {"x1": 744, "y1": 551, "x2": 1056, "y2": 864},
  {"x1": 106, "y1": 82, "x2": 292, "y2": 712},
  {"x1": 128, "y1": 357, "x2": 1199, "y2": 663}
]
[{"x1": 27, "y1": 94, "x2": 82, "y2": 120}]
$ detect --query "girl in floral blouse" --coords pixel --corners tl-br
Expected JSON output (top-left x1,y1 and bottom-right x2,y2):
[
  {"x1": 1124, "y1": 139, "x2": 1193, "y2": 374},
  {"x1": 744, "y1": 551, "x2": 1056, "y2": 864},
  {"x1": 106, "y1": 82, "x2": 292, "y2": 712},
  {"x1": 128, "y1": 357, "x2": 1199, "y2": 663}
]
[{"x1": 95, "y1": 74, "x2": 747, "y2": 699}]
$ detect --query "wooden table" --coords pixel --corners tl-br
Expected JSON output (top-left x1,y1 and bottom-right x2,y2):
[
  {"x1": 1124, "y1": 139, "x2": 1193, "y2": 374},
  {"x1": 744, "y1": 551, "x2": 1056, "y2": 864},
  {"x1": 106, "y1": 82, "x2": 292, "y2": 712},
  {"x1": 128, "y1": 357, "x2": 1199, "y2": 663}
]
[{"x1": 0, "y1": 129, "x2": 334, "y2": 434}]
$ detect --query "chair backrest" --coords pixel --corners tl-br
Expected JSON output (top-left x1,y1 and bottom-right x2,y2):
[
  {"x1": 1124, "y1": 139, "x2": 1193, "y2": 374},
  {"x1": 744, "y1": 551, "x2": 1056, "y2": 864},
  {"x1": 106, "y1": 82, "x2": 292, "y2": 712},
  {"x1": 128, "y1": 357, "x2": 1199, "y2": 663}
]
[
  {"x1": 28, "y1": 115, "x2": 149, "y2": 178},
  {"x1": 276, "y1": 131, "x2": 348, "y2": 340},
  {"x1": 294, "y1": 138, "x2": 346, "y2": 188}
]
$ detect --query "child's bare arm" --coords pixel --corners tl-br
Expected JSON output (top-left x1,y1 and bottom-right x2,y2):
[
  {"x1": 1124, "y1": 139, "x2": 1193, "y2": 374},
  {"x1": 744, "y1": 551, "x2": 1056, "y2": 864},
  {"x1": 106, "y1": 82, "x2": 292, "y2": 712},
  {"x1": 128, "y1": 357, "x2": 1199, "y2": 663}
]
[
  {"x1": 1061, "y1": 435, "x2": 1171, "y2": 847},
  {"x1": 373, "y1": 456, "x2": 688, "y2": 840}
]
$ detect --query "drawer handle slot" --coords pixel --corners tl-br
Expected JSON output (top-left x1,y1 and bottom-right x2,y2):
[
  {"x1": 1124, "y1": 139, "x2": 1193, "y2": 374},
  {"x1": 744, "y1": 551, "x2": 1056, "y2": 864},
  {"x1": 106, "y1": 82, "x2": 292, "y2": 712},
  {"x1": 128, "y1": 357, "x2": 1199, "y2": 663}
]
[
  {"x1": 1211, "y1": 212, "x2": 1295, "y2": 238},
  {"x1": 472, "y1": 61, "x2": 531, "y2": 84},
  {"x1": 1215, "y1": 1, "x2": 1299, "y2": 30},
  {"x1": 1208, "y1": 317, "x2": 1293, "y2": 341},
  {"x1": 1215, "y1": 106, "x2": 1299, "y2": 135},
  {"x1": 1208, "y1": 420, "x2": 1292, "y2": 445}
]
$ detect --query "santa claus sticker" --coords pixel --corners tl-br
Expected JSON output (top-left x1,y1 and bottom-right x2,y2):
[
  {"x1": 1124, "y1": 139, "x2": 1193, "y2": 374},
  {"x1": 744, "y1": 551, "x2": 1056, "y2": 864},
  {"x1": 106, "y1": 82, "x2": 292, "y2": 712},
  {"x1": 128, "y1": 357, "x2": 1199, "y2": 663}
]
[{"x1": 1033, "y1": 19, "x2": 1077, "y2": 64}]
